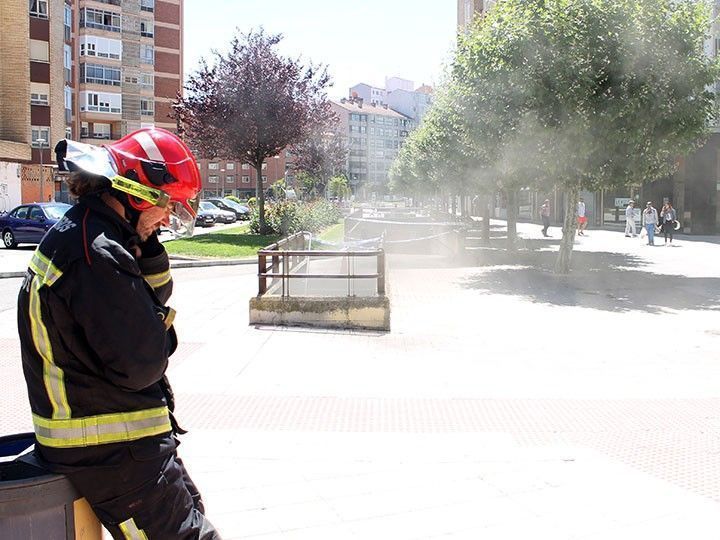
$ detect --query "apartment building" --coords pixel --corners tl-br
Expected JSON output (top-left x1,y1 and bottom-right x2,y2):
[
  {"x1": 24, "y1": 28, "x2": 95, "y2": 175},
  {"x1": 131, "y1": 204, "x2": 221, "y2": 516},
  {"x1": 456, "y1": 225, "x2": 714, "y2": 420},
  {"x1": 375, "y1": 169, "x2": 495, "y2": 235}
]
[
  {"x1": 197, "y1": 155, "x2": 291, "y2": 200},
  {"x1": 457, "y1": 0, "x2": 495, "y2": 31},
  {"x1": 331, "y1": 97, "x2": 414, "y2": 196},
  {"x1": 0, "y1": 0, "x2": 183, "y2": 205}
]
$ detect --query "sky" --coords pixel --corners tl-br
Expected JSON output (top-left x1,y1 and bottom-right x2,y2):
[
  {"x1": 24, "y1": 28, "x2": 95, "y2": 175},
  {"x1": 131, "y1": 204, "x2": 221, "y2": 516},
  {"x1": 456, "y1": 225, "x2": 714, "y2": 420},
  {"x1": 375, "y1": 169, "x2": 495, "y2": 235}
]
[{"x1": 183, "y1": 0, "x2": 458, "y2": 99}]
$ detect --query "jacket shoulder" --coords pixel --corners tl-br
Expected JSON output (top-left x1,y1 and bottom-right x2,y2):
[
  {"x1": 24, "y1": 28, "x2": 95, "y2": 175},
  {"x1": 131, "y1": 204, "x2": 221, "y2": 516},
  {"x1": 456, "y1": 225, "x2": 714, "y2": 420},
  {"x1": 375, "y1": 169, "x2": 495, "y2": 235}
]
[{"x1": 35, "y1": 205, "x2": 139, "y2": 278}]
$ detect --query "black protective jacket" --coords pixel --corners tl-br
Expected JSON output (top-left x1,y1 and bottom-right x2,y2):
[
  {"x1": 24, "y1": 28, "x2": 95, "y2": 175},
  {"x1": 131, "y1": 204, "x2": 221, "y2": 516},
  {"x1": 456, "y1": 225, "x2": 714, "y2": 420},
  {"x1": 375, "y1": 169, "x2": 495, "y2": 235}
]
[{"x1": 18, "y1": 195, "x2": 179, "y2": 470}]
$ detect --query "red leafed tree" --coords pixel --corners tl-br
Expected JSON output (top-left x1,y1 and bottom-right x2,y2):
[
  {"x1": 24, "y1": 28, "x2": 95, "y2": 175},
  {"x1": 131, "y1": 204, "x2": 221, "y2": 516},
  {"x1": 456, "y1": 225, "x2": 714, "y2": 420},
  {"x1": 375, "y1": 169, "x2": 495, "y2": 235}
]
[
  {"x1": 289, "y1": 127, "x2": 348, "y2": 199},
  {"x1": 173, "y1": 28, "x2": 335, "y2": 234}
]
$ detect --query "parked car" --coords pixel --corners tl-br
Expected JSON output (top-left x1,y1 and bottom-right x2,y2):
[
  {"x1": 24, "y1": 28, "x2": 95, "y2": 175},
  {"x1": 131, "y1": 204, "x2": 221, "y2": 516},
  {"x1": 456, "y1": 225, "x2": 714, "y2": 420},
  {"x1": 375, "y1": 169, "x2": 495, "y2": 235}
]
[
  {"x1": 200, "y1": 201, "x2": 236, "y2": 224},
  {"x1": 0, "y1": 203, "x2": 72, "y2": 248},
  {"x1": 206, "y1": 198, "x2": 250, "y2": 220},
  {"x1": 195, "y1": 204, "x2": 217, "y2": 228}
]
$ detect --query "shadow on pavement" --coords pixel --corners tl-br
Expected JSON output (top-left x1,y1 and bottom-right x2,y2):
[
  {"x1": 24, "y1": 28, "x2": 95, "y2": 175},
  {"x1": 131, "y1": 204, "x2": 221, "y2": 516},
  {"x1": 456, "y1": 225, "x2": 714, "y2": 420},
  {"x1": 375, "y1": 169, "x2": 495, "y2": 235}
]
[{"x1": 461, "y1": 248, "x2": 720, "y2": 313}]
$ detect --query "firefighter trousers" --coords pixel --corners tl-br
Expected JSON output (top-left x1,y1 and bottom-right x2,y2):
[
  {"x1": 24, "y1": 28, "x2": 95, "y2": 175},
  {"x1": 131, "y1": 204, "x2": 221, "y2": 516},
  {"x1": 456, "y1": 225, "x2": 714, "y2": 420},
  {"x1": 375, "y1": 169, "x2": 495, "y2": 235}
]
[{"x1": 69, "y1": 450, "x2": 221, "y2": 539}]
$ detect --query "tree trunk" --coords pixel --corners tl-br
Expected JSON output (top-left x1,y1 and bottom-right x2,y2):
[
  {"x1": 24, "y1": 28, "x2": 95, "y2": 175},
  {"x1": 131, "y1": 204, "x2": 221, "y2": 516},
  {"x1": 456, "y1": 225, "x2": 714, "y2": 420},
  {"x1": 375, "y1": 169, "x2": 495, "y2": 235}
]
[
  {"x1": 451, "y1": 194, "x2": 457, "y2": 219},
  {"x1": 482, "y1": 194, "x2": 491, "y2": 245},
  {"x1": 555, "y1": 185, "x2": 579, "y2": 274},
  {"x1": 255, "y1": 163, "x2": 268, "y2": 234},
  {"x1": 506, "y1": 188, "x2": 518, "y2": 251}
]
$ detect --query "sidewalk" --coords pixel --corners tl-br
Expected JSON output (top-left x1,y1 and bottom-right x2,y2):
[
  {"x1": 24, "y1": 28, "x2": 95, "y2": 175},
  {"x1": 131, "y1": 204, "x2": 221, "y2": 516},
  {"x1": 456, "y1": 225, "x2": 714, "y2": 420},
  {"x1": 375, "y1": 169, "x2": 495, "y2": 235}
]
[{"x1": 1, "y1": 223, "x2": 719, "y2": 538}]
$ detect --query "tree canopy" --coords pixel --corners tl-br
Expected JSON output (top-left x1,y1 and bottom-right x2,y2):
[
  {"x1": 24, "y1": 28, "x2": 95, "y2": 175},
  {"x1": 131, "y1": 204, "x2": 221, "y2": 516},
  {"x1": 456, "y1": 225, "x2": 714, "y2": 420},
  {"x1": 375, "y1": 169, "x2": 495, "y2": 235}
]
[{"x1": 174, "y1": 28, "x2": 336, "y2": 234}]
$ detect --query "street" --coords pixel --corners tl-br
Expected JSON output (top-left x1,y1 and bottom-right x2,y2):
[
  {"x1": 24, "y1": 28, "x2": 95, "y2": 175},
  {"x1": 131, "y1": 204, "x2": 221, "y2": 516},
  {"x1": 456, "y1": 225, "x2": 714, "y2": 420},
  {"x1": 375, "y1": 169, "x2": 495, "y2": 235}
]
[{"x1": 1, "y1": 222, "x2": 720, "y2": 538}]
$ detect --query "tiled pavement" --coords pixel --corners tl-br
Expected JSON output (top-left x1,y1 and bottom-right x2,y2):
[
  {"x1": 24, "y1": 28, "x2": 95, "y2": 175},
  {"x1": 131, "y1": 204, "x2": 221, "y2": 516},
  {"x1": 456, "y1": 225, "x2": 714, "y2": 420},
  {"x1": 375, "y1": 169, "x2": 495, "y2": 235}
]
[{"x1": 1, "y1": 222, "x2": 720, "y2": 538}]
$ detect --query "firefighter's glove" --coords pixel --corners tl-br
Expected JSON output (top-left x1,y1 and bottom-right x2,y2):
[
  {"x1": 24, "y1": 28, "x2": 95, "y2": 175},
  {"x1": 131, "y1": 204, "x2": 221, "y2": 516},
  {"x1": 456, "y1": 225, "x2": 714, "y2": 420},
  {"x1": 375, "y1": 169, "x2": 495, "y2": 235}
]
[{"x1": 138, "y1": 230, "x2": 165, "y2": 259}]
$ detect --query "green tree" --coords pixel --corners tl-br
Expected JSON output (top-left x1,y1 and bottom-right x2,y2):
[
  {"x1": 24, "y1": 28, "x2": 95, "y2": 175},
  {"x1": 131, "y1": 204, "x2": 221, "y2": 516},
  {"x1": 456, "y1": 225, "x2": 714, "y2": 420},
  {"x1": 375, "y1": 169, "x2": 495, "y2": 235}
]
[
  {"x1": 327, "y1": 175, "x2": 350, "y2": 200},
  {"x1": 173, "y1": 28, "x2": 335, "y2": 234},
  {"x1": 454, "y1": 0, "x2": 718, "y2": 272}
]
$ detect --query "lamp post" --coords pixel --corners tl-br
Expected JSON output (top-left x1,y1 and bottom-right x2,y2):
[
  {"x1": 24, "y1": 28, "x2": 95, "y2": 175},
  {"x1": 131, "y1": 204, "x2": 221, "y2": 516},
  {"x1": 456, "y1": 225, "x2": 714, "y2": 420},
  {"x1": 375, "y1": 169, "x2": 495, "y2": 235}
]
[{"x1": 36, "y1": 138, "x2": 46, "y2": 202}]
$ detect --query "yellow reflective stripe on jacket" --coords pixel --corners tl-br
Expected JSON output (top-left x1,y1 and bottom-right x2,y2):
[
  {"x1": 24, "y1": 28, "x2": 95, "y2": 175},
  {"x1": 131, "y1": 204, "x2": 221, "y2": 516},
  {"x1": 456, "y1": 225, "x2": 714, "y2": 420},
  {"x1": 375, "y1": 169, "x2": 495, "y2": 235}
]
[
  {"x1": 33, "y1": 406, "x2": 172, "y2": 448},
  {"x1": 29, "y1": 250, "x2": 63, "y2": 287},
  {"x1": 29, "y1": 275, "x2": 71, "y2": 419},
  {"x1": 119, "y1": 517, "x2": 149, "y2": 540},
  {"x1": 144, "y1": 269, "x2": 171, "y2": 290}
]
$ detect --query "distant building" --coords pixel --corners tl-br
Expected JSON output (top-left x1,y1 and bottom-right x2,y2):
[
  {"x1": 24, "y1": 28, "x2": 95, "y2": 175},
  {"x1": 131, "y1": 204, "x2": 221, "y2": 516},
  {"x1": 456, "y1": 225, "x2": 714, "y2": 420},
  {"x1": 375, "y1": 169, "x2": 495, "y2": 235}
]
[
  {"x1": 350, "y1": 83, "x2": 387, "y2": 106},
  {"x1": 457, "y1": 0, "x2": 495, "y2": 31},
  {"x1": 196, "y1": 155, "x2": 291, "y2": 200},
  {"x1": 386, "y1": 87, "x2": 433, "y2": 124},
  {"x1": 385, "y1": 76, "x2": 413, "y2": 93},
  {"x1": 331, "y1": 97, "x2": 414, "y2": 196}
]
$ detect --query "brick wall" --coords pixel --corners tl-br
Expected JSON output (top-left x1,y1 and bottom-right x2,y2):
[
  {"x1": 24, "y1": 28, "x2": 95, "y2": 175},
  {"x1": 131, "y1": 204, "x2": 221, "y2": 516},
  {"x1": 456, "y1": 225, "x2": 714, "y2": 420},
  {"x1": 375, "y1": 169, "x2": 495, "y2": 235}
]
[
  {"x1": 154, "y1": 26, "x2": 180, "y2": 49},
  {"x1": 155, "y1": 51, "x2": 180, "y2": 74},
  {"x1": 0, "y1": 0, "x2": 31, "y2": 145},
  {"x1": 155, "y1": 1, "x2": 180, "y2": 25}
]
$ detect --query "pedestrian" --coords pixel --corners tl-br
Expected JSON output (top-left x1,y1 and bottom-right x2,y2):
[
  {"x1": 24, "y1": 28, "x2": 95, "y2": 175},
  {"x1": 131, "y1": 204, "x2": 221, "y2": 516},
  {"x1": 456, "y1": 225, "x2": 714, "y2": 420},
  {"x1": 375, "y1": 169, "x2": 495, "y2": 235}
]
[
  {"x1": 660, "y1": 202, "x2": 677, "y2": 245},
  {"x1": 577, "y1": 197, "x2": 588, "y2": 236},
  {"x1": 540, "y1": 199, "x2": 551, "y2": 237},
  {"x1": 624, "y1": 200, "x2": 637, "y2": 237},
  {"x1": 18, "y1": 128, "x2": 221, "y2": 539},
  {"x1": 642, "y1": 201, "x2": 659, "y2": 246}
]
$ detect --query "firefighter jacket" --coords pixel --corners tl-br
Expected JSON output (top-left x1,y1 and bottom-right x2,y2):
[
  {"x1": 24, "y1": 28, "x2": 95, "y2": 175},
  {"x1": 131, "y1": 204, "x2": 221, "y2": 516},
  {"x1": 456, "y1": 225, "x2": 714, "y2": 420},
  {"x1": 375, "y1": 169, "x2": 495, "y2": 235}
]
[{"x1": 18, "y1": 194, "x2": 179, "y2": 468}]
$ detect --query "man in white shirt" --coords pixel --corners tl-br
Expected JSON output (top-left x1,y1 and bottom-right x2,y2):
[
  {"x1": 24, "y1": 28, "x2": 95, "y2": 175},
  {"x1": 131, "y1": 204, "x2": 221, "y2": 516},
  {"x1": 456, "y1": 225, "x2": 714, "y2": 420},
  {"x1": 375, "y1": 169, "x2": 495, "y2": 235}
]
[
  {"x1": 625, "y1": 200, "x2": 637, "y2": 237},
  {"x1": 577, "y1": 198, "x2": 587, "y2": 236}
]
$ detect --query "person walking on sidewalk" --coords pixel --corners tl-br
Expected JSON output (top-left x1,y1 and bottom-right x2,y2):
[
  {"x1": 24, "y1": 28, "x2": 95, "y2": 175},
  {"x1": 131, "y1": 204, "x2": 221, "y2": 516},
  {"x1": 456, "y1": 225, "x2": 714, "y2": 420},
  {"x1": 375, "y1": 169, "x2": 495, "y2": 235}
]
[
  {"x1": 642, "y1": 201, "x2": 659, "y2": 246},
  {"x1": 17, "y1": 128, "x2": 221, "y2": 539},
  {"x1": 577, "y1": 198, "x2": 588, "y2": 236},
  {"x1": 625, "y1": 200, "x2": 637, "y2": 237},
  {"x1": 540, "y1": 199, "x2": 551, "y2": 237},
  {"x1": 660, "y1": 202, "x2": 677, "y2": 245}
]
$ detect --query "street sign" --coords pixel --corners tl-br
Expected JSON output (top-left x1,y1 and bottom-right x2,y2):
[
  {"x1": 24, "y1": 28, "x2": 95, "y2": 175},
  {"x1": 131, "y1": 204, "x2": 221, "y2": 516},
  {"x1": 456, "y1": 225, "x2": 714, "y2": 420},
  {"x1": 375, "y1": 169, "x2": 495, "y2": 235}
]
[{"x1": 615, "y1": 198, "x2": 632, "y2": 207}]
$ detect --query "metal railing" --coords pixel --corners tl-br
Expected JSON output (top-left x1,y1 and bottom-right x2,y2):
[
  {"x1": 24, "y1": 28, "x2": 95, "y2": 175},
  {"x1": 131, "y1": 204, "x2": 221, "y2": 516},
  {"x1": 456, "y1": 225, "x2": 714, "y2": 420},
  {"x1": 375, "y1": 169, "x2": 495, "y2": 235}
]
[{"x1": 257, "y1": 231, "x2": 386, "y2": 297}]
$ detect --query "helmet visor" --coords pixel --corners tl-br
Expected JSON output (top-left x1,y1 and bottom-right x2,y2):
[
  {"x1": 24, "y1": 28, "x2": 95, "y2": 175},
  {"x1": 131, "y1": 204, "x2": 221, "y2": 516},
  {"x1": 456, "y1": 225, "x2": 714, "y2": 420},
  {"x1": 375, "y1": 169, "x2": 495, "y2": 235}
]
[{"x1": 167, "y1": 200, "x2": 196, "y2": 238}]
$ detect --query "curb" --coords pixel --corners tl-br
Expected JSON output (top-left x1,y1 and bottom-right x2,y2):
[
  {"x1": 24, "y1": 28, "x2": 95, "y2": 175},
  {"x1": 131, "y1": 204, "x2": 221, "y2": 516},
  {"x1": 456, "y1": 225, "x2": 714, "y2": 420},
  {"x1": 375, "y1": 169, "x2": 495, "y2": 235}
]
[
  {"x1": 0, "y1": 257, "x2": 257, "y2": 279},
  {"x1": 169, "y1": 258, "x2": 256, "y2": 269}
]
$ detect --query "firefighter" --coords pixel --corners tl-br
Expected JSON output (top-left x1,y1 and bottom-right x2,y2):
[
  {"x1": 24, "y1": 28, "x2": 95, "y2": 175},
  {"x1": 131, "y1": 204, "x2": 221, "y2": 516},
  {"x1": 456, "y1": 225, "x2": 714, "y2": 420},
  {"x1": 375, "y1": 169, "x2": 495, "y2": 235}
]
[{"x1": 17, "y1": 127, "x2": 221, "y2": 539}]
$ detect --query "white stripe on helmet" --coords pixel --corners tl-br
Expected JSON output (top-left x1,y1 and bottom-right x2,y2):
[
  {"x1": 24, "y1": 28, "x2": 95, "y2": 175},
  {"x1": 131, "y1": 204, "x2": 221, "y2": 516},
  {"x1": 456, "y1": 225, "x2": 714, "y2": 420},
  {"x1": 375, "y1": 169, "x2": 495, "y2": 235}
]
[{"x1": 134, "y1": 130, "x2": 164, "y2": 162}]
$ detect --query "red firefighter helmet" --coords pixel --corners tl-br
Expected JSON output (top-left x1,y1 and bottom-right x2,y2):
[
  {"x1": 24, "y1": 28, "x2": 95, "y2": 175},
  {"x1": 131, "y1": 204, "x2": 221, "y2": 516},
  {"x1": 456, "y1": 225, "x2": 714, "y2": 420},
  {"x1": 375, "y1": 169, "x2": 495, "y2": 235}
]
[
  {"x1": 105, "y1": 127, "x2": 201, "y2": 236},
  {"x1": 55, "y1": 127, "x2": 201, "y2": 237}
]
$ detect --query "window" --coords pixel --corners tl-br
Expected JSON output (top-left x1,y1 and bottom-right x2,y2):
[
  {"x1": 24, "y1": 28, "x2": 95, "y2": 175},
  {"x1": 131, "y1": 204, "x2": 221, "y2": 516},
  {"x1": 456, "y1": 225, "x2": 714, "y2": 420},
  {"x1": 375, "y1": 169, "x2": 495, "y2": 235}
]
[
  {"x1": 12, "y1": 207, "x2": 29, "y2": 219},
  {"x1": 140, "y1": 21, "x2": 153, "y2": 38},
  {"x1": 79, "y1": 36, "x2": 122, "y2": 60},
  {"x1": 262, "y1": 175, "x2": 267, "y2": 183},
  {"x1": 80, "y1": 91, "x2": 122, "y2": 113},
  {"x1": 80, "y1": 8, "x2": 121, "y2": 32},
  {"x1": 29, "y1": 0, "x2": 48, "y2": 18},
  {"x1": 92, "y1": 123, "x2": 111, "y2": 139},
  {"x1": 30, "y1": 40, "x2": 49, "y2": 62},
  {"x1": 208, "y1": 163, "x2": 219, "y2": 170},
  {"x1": 140, "y1": 99, "x2": 154, "y2": 116},
  {"x1": 140, "y1": 73, "x2": 154, "y2": 90},
  {"x1": 226, "y1": 176, "x2": 235, "y2": 184},
  {"x1": 80, "y1": 63, "x2": 121, "y2": 86},
  {"x1": 31, "y1": 127, "x2": 50, "y2": 147},
  {"x1": 261, "y1": 163, "x2": 267, "y2": 170},
  {"x1": 64, "y1": 4, "x2": 72, "y2": 40},
  {"x1": 242, "y1": 163, "x2": 250, "y2": 170},
  {"x1": 31, "y1": 83, "x2": 50, "y2": 106},
  {"x1": 241, "y1": 176, "x2": 250, "y2": 183},
  {"x1": 81, "y1": 122, "x2": 89, "y2": 138},
  {"x1": 208, "y1": 175, "x2": 219, "y2": 184},
  {"x1": 140, "y1": 0, "x2": 154, "y2": 12},
  {"x1": 64, "y1": 45, "x2": 72, "y2": 83},
  {"x1": 140, "y1": 45, "x2": 154, "y2": 65},
  {"x1": 226, "y1": 163, "x2": 235, "y2": 170},
  {"x1": 65, "y1": 126, "x2": 72, "y2": 139}
]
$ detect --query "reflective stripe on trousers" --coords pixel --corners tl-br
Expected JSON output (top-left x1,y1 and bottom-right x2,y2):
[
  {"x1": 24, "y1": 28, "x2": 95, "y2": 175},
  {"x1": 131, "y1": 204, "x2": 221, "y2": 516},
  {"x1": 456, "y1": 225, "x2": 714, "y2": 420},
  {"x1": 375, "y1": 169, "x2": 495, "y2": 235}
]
[
  {"x1": 33, "y1": 406, "x2": 172, "y2": 448},
  {"x1": 119, "y1": 518, "x2": 149, "y2": 540}
]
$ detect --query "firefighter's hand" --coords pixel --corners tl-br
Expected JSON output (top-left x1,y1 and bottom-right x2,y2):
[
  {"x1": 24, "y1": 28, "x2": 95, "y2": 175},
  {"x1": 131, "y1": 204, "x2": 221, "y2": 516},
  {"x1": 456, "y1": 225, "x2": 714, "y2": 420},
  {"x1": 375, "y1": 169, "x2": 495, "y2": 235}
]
[{"x1": 137, "y1": 231, "x2": 165, "y2": 259}]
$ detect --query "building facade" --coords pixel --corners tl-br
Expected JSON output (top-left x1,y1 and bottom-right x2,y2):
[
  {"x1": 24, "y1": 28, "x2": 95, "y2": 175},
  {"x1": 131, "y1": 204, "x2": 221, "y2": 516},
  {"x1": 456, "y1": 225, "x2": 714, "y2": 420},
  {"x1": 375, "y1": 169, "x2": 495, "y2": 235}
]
[
  {"x1": 196, "y1": 155, "x2": 291, "y2": 200},
  {"x1": 457, "y1": 0, "x2": 495, "y2": 30},
  {"x1": 0, "y1": 0, "x2": 183, "y2": 205},
  {"x1": 331, "y1": 98, "x2": 414, "y2": 196}
]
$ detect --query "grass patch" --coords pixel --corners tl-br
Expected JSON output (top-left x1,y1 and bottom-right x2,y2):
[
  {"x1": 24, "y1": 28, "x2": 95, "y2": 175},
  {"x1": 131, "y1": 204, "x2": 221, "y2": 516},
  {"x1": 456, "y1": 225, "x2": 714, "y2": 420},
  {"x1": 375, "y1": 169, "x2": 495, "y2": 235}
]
[
  {"x1": 165, "y1": 224, "x2": 279, "y2": 258},
  {"x1": 164, "y1": 221, "x2": 345, "y2": 258},
  {"x1": 320, "y1": 222, "x2": 345, "y2": 242}
]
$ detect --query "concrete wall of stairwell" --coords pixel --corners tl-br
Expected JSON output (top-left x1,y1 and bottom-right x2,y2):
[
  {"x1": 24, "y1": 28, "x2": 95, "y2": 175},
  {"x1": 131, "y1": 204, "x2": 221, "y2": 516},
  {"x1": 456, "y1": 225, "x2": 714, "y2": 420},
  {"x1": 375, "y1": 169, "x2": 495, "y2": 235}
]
[{"x1": 249, "y1": 296, "x2": 391, "y2": 332}]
